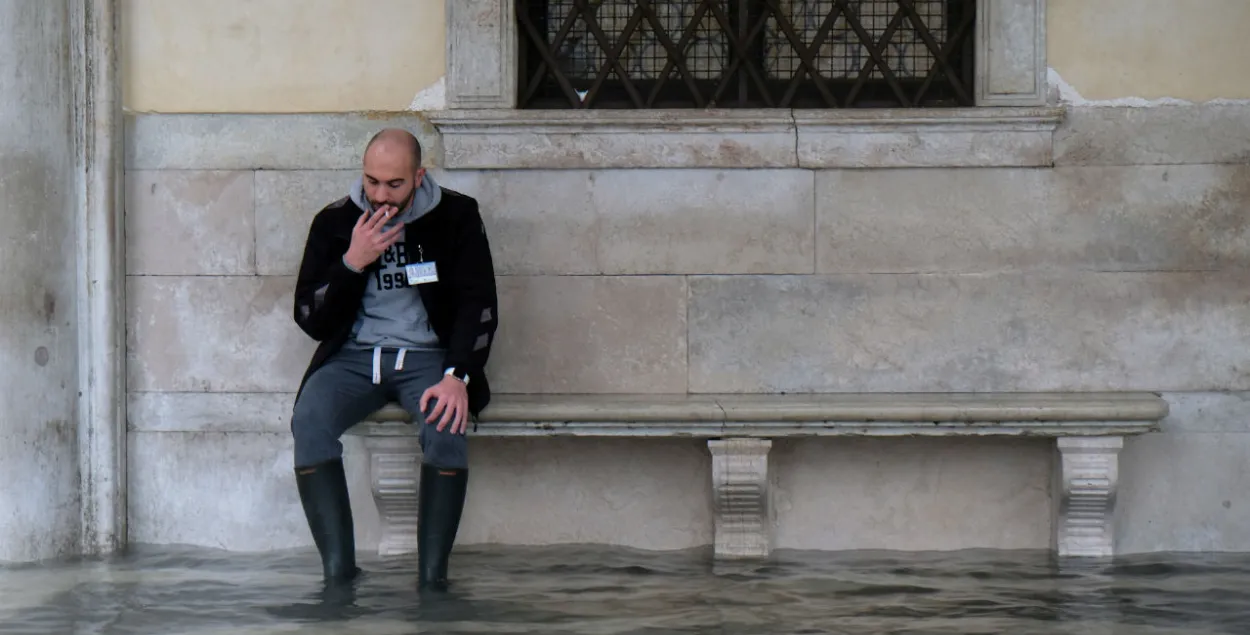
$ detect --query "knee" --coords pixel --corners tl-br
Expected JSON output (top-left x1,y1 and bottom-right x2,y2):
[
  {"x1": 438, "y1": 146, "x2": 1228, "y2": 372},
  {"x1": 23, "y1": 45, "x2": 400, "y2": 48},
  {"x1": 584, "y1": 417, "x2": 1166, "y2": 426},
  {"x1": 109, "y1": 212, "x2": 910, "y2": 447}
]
[
  {"x1": 421, "y1": 422, "x2": 468, "y2": 470},
  {"x1": 291, "y1": 396, "x2": 327, "y2": 438},
  {"x1": 291, "y1": 396, "x2": 341, "y2": 467}
]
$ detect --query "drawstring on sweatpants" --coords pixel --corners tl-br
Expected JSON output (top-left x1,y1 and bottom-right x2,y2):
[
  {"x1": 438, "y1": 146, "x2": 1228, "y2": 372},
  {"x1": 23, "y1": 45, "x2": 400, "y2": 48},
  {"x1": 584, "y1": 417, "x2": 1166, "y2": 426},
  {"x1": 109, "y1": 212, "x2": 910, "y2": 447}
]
[{"x1": 371, "y1": 346, "x2": 410, "y2": 385}]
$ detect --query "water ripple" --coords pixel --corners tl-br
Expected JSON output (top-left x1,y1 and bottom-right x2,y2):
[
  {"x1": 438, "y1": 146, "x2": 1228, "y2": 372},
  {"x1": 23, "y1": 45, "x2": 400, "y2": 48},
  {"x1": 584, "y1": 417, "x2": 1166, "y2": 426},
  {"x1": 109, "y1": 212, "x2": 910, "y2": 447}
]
[{"x1": 1, "y1": 545, "x2": 1248, "y2": 634}]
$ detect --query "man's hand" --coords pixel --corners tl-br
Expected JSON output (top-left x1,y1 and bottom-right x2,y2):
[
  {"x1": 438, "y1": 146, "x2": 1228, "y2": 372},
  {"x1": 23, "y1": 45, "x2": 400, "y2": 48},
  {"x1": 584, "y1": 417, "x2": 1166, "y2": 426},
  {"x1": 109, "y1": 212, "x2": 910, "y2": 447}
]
[
  {"x1": 420, "y1": 375, "x2": 470, "y2": 434},
  {"x1": 344, "y1": 205, "x2": 404, "y2": 271}
]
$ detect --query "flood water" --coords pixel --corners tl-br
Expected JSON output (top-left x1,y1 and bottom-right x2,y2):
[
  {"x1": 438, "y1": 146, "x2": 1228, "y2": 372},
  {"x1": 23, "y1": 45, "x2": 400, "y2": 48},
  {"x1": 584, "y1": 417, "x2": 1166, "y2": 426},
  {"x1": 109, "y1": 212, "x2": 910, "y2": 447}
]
[{"x1": 2, "y1": 544, "x2": 1249, "y2": 634}]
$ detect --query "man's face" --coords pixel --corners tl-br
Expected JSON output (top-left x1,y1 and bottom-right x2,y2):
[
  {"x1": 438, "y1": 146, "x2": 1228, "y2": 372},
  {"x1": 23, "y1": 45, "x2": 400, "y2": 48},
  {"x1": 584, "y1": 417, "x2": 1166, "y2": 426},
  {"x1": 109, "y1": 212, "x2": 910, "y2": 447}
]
[{"x1": 362, "y1": 144, "x2": 423, "y2": 213}]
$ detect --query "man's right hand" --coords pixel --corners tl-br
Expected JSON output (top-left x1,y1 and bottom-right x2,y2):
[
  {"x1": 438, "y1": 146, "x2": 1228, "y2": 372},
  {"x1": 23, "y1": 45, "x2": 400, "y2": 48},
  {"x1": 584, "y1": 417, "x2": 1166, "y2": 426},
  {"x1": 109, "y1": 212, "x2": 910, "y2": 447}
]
[{"x1": 343, "y1": 206, "x2": 404, "y2": 271}]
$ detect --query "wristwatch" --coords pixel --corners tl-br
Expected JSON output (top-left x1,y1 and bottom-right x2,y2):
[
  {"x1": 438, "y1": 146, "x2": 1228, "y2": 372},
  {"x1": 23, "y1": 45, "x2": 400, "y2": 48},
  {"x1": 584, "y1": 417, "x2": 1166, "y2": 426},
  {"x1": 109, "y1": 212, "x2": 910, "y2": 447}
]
[{"x1": 444, "y1": 367, "x2": 470, "y2": 385}]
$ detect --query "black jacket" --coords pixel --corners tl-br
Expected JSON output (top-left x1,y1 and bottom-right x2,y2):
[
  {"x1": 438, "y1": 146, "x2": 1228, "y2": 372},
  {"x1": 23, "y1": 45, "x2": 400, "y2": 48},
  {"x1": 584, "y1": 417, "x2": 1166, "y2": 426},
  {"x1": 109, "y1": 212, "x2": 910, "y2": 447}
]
[{"x1": 292, "y1": 187, "x2": 499, "y2": 415}]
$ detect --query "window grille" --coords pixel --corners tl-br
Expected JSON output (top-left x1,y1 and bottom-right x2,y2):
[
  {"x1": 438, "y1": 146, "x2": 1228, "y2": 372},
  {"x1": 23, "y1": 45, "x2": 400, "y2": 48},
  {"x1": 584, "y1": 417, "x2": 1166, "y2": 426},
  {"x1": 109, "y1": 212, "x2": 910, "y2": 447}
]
[{"x1": 516, "y1": 0, "x2": 977, "y2": 109}]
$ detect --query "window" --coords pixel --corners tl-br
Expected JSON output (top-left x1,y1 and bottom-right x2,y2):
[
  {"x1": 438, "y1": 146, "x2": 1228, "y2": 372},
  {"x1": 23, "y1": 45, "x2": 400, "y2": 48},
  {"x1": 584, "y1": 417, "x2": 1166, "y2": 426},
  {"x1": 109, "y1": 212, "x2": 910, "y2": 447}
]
[
  {"x1": 516, "y1": 0, "x2": 976, "y2": 109},
  {"x1": 437, "y1": 0, "x2": 1054, "y2": 170}
]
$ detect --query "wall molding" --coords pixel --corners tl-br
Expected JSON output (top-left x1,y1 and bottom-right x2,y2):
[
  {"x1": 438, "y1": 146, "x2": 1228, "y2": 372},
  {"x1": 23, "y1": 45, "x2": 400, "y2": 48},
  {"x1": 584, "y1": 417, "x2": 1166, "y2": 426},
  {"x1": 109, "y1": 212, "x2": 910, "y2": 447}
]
[
  {"x1": 445, "y1": 0, "x2": 517, "y2": 109},
  {"x1": 72, "y1": 0, "x2": 126, "y2": 555},
  {"x1": 431, "y1": 107, "x2": 1063, "y2": 169},
  {"x1": 975, "y1": 0, "x2": 1048, "y2": 106}
]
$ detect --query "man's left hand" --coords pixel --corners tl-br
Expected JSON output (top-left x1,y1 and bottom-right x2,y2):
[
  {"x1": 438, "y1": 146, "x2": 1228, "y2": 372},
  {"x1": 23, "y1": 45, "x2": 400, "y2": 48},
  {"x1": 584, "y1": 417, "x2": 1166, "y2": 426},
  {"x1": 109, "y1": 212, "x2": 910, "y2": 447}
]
[{"x1": 420, "y1": 375, "x2": 470, "y2": 434}]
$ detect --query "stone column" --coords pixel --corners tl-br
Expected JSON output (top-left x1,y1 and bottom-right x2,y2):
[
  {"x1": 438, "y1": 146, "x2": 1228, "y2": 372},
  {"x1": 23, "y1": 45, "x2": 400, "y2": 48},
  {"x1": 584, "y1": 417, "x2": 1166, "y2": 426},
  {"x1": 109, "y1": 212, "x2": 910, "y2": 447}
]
[
  {"x1": 73, "y1": 0, "x2": 126, "y2": 558},
  {"x1": 0, "y1": 0, "x2": 123, "y2": 563}
]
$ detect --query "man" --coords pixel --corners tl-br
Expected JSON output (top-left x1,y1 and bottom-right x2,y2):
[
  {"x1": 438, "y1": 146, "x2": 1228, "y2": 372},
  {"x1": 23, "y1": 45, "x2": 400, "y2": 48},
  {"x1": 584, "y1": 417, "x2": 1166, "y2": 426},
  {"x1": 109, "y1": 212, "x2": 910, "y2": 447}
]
[{"x1": 288, "y1": 127, "x2": 498, "y2": 592}]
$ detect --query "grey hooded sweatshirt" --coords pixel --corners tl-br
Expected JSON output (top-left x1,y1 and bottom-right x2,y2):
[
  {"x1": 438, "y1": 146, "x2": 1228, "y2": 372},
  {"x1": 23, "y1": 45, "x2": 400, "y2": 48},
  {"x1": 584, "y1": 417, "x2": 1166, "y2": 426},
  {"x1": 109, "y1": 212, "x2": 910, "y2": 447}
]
[{"x1": 344, "y1": 172, "x2": 444, "y2": 354}]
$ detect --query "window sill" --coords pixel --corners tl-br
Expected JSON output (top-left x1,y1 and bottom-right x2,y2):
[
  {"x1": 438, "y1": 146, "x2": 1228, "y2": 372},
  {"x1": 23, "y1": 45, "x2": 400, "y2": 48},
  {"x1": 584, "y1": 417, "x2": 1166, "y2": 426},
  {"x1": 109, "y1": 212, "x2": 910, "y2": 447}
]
[{"x1": 429, "y1": 107, "x2": 1065, "y2": 170}]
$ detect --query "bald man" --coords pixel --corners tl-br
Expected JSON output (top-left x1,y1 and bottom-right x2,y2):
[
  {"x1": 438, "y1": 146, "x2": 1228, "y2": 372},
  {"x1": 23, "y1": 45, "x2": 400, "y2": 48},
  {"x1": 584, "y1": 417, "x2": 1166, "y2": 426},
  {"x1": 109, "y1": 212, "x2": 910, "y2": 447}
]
[{"x1": 289, "y1": 128, "x2": 498, "y2": 592}]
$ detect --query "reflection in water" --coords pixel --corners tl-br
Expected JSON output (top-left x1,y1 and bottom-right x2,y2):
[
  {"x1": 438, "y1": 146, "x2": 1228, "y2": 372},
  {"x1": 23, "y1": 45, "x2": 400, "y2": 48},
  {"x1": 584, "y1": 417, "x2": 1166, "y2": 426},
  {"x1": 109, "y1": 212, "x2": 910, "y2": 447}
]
[{"x1": 1, "y1": 545, "x2": 1248, "y2": 634}]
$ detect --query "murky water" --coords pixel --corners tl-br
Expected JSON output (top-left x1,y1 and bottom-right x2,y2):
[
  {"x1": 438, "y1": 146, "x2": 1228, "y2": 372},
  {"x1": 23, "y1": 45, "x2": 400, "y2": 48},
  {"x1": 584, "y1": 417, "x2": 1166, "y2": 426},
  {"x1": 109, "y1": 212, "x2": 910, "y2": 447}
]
[{"x1": 2, "y1": 545, "x2": 1249, "y2": 634}]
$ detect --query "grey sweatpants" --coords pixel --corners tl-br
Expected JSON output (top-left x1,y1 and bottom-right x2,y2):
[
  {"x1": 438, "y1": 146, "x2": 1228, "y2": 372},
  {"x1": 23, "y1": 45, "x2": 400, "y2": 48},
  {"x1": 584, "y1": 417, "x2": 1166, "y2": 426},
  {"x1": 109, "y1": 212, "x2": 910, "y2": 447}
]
[{"x1": 291, "y1": 346, "x2": 467, "y2": 470}]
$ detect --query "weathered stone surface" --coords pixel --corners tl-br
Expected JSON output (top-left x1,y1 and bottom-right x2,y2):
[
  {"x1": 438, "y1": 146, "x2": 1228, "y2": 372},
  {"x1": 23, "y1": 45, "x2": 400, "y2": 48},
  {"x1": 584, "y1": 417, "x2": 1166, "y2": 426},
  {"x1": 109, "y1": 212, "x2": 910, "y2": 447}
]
[
  {"x1": 591, "y1": 170, "x2": 815, "y2": 274},
  {"x1": 127, "y1": 431, "x2": 311, "y2": 551},
  {"x1": 1119, "y1": 427, "x2": 1250, "y2": 553},
  {"x1": 772, "y1": 437, "x2": 1053, "y2": 551},
  {"x1": 126, "y1": 171, "x2": 256, "y2": 275},
  {"x1": 127, "y1": 276, "x2": 314, "y2": 392},
  {"x1": 432, "y1": 109, "x2": 798, "y2": 169},
  {"x1": 0, "y1": 427, "x2": 80, "y2": 563},
  {"x1": 0, "y1": 0, "x2": 81, "y2": 564},
  {"x1": 453, "y1": 437, "x2": 714, "y2": 549},
  {"x1": 816, "y1": 165, "x2": 1250, "y2": 273},
  {"x1": 490, "y1": 276, "x2": 687, "y2": 393},
  {"x1": 469, "y1": 168, "x2": 812, "y2": 275},
  {"x1": 1113, "y1": 391, "x2": 1250, "y2": 555},
  {"x1": 127, "y1": 392, "x2": 295, "y2": 433},
  {"x1": 687, "y1": 272, "x2": 1250, "y2": 393},
  {"x1": 1050, "y1": 165, "x2": 1250, "y2": 271},
  {"x1": 253, "y1": 170, "x2": 356, "y2": 276},
  {"x1": 1154, "y1": 391, "x2": 1250, "y2": 433},
  {"x1": 125, "y1": 113, "x2": 441, "y2": 170},
  {"x1": 1055, "y1": 105, "x2": 1250, "y2": 166},
  {"x1": 460, "y1": 170, "x2": 599, "y2": 276},
  {"x1": 795, "y1": 108, "x2": 1060, "y2": 168},
  {"x1": 818, "y1": 168, "x2": 1050, "y2": 272}
]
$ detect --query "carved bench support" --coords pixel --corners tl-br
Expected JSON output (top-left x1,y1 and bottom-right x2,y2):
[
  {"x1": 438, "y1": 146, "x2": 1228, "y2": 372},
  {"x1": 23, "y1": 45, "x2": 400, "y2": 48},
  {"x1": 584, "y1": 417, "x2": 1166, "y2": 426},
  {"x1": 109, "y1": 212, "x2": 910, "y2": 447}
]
[
  {"x1": 708, "y1": 438, "x2": 773, "y2": 559},
  {"x1": 360, "y1": 434, "x2": 423, "y2": 557},
  {"x1": 1056, "y1": 436, "x2": 1123, "y2": 558}
]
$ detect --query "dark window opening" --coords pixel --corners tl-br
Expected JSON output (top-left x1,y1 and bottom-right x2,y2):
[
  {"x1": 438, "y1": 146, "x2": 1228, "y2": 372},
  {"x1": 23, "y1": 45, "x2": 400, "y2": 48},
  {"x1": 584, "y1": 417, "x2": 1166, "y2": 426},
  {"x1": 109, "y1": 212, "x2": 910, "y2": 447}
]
[{"x1": 517, "y1": 0, "x2": 977, "y2": 109}]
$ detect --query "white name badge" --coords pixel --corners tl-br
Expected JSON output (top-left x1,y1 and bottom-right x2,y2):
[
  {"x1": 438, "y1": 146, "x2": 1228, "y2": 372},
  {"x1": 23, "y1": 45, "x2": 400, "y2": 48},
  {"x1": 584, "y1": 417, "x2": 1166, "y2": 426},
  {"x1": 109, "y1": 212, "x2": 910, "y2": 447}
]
[{"x1": 405, "y1": 262, "x2": 439, "y2": 285}]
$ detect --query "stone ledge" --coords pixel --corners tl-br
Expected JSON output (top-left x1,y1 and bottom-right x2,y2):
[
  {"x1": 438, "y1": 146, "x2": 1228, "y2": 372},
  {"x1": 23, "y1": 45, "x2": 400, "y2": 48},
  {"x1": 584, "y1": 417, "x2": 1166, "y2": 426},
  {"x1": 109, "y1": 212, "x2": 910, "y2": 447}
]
[
  {"x1": 351, "y1": 392, "x2": 1167, "y2": 437},
  {"x1": 430, "y1": 108, "x2": 1065, "y2": 170},
  {"x1": 430, "y1": 109, "x2": 797, "y2": 170},
  {"x1": 794, "y1": 107, "x2": 1064, "y2": 168}
]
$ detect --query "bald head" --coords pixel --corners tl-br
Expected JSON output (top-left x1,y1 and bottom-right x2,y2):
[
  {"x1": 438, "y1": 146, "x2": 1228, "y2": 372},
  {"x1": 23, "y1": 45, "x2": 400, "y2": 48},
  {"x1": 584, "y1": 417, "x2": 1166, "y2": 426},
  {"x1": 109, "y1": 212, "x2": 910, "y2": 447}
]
[
  {"x1": 364, "y1": 127, "x2": 422, "y2": 171},
  {"x1": 361, "y1": 127, "x2": 425, "y2": 213}
]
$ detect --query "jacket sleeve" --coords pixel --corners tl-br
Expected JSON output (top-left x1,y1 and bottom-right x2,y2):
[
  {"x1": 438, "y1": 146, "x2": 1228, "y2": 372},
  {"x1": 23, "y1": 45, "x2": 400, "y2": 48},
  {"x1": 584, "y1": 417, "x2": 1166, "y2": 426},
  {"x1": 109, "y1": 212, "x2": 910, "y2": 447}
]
[
  {"x1": 443, "y1": 200, "x2": 499, "y2": 376},
  {"x1": 292, "y1": 212, "x2": 369, "y2": 341}
]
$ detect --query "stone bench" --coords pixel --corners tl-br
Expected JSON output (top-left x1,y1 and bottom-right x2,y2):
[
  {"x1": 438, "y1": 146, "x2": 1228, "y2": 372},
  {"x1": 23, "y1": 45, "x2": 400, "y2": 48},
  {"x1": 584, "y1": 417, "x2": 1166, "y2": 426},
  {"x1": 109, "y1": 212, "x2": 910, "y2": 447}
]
[{"x1": 345, "y1": 392, "x2": 1168, "y2": 560}]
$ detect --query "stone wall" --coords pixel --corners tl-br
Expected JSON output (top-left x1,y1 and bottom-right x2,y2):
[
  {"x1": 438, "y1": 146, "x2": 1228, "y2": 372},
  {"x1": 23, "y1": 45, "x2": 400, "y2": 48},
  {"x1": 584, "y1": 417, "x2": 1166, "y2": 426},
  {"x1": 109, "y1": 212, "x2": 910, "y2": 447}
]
[
  {"x1": 123, "y1": 104, "x2": 1250, "y2": 555},
  {"x1": 0, "y1": 0, "x2": 84, "y2": 563}
]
